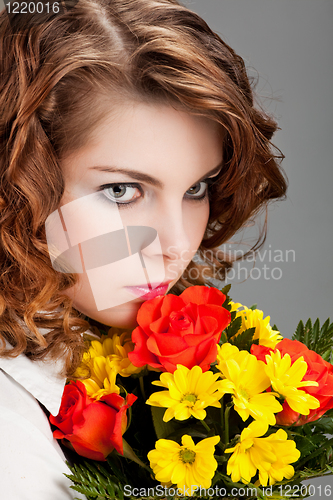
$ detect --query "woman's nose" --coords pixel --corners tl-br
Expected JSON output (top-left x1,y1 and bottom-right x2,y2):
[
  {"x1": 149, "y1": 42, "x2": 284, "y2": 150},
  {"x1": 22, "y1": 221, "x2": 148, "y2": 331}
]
[{"x1": 142, "y1": 202, "x2": 191, "y2": 263}]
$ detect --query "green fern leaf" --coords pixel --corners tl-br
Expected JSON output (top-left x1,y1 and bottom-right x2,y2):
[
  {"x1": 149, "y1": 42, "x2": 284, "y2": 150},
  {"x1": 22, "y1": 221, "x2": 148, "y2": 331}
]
[
  {"x1": 225, "y1": 316, "x2": 242, "y2": 340},
  {"x1": 229, "y1": 327, "x2": 256, "y2": 350},
  {"x1": 292, "y1": 317, "x2": 333, "y2": 357}
]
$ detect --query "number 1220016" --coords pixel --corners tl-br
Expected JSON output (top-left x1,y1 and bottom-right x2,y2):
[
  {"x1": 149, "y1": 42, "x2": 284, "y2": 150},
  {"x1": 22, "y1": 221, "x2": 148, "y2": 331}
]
[
  {"x1": 279, "y1": 484, "x2": 332, "y2": 497},
  {"x1": 6, "y1": 2, "x2": 60, "y2": 14}
]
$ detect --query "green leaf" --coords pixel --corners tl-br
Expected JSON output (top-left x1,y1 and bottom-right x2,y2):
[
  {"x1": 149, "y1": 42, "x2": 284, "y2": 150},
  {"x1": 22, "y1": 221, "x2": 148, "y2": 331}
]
[
  {"x1": 150, "y1": 406, "x2": 180, "y2": 440},
  {"x1": 311, "y1": 415, "x2": 333, "y2": 435},
  {"x1": 304, "y1": 318, "x2": 312, "y2": 347},
  {"x1": 224, "y1": 315, "x2": 242, "y2": 340},
  {"x1": 166, "y1": 425, "x2": 207, "y2": 442},
  {"x1": 292, "y1": 317, "x2": 333, "y2": 357},
  {"x1": 229, "y1": 327, "x2": 256, "y2": 350},
  {"x1": 65, "y1": 459, "x2": 132, "y2": 500},
  {"x1": 219, "y1": 331, "x2": 228, "y2": 345},
  {"x1": 220, "y1": 283, "x2": 231, "y2": 297},
  {"x1": 212, "y1": 284, "x2": 233, "y2": 311},
  {"x1": 295, "y1": 437, "x2": 333, "y2": 470},
  {"x1": 121, "y1": 439, "x2": 151, "y2": 473},
  {"x1": 312, "y1": 318, "x2": 320, "y2": 350},
  {"x1": 294, "y1": 320, "x2": 304, "y2": 341}
]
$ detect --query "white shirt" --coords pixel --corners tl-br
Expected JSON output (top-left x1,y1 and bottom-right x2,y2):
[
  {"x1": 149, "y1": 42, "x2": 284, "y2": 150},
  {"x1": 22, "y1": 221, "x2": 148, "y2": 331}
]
[{"x1": 0, "y1": 342, "x2": 87, "y2": 500}]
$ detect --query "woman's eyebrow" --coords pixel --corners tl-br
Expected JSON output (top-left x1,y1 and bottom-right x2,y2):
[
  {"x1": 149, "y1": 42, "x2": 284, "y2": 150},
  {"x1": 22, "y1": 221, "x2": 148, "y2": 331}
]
[
  {"x1": 89, "y1": 165, "x2": 164, "y2": 188},
  {"x1": 198, "y1": 162, "x2": 223, "y2": 181},
  {"x1": 89, "y1": 162, "x2": 223, "y2": 188}
]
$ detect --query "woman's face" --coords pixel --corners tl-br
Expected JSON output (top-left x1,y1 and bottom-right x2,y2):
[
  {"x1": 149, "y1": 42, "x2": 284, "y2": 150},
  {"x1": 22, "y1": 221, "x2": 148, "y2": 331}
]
[{"x1": 56, "y1": 101, "x2": 223, "y2": 327}]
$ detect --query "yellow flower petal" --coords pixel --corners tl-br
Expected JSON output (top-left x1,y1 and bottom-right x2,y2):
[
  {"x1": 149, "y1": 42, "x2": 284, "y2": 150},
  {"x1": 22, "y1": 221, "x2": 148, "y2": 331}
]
[
  {"x1": 217, "y1": 346, "x2": 280, "y2": 424},
  {"x1": 230, "y1": 306, "x2": 283, "y2": 349},
  {"x1": 147, "y1": 365, "x2": 223, "y2": 421},
  {"x1": 226, "y1": 420, "x2": 300, "y2": 486},
  {"x1": 265, "y1": 351, "x2": 320, "y2": 416},
  {"x1": 148, "y1": 435, "x2": 219, "y2": 491}
]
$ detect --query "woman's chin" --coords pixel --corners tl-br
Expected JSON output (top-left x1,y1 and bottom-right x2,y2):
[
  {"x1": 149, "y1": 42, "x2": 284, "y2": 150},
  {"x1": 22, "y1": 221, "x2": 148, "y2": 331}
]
[{"x1": 76, "y1": 301, "x2": 142, "y2": 330}]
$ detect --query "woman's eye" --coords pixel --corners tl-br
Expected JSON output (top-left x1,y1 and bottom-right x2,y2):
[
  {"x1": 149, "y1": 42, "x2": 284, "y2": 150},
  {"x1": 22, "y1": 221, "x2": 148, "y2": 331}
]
[
  {"x1": 185, "y1": 181, "x2": 208, "y2": 199},
  {"x1": 102, "y1": 184, "x2": 141, "y2": 204}
]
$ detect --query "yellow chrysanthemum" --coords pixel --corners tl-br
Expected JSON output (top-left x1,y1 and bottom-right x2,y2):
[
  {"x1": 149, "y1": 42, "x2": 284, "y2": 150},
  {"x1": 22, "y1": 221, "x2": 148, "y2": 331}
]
[
  {"x1": 74, "y1": 328, "x2": 144, "y2": 399},
  {"x1": 148, "y1": 434, "x2": 220, "y2": 491},
  {"x1": 225, "y1": 421, "x2": 300, "y2": 486},
  {"x1": 81, "y1": 370, "x2": 120, "y2": 400},
  {"x1": 86, "y1": 329, "x2": 144, "y2": 377},
  {"x1": 80, "y1": 358, "x2": 120, "y2": 400},
  {"x1": 217, "y1": 344, "x2": 282, "y2": 424},
  {"x1": 264, "y1": 350, "x2": 320, "y2": 415},
  {"x1": 216, "y1": 343, "x2": 245, "y2": 372},
  {"x1": 230, "y1": 301, "x2": 243, "y2": 312},
  {"x1": 258, "y1": 429, "x2": 301, "y2": 486},
  {"x1": 146, "y1": 365, "x2": 224, "y2": 421},
  {"x1": 231, "y1": 303, "x2": 283, "y2": 349}
]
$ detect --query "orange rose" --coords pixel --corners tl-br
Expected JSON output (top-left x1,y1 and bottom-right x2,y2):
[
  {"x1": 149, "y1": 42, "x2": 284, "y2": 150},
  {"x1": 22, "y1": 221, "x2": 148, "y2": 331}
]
[
  {"x1": 50, "y1": 381, "x2": 137, "y2": 460},
  {"x1": 128, "y1": 286, "x2": 231, "y2": 373},
  {"x1": 251, "y1": 339, "x2": 333, "y2": 425}
]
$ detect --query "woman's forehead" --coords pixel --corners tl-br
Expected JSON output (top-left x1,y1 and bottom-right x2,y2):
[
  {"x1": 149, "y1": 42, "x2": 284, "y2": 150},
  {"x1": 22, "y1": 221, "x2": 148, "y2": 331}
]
[{"x1": 60, "y1": 101, "x2": 224, "y2": 188}]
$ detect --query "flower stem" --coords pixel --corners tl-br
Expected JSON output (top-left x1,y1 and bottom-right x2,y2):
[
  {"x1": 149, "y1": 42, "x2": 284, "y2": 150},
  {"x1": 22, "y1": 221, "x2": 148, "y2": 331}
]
[
  {"x1": 121, "y1": 439, "x2": 152, "y2": 473},
  {"x1": 220, "y1": 395, "x2": 225, "y2": 437},
  {"x1": 201, "y1": 419, "x2": 211, "y2": 433},
  {"x1": 201, "y1": 419, "x2": 225, "y2": 452},
  {"x1": 139, "y1": 376, "x2": 146, "y2": 400},
  {"x1": 224, "y1": 403, "x2": 233, "y2": 445}
]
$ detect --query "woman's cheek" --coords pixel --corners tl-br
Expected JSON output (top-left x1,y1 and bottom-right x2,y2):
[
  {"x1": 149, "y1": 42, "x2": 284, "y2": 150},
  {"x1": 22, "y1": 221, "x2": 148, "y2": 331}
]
[{"x1": 186, "y1": 199, "x2": 210, "y2": 252}]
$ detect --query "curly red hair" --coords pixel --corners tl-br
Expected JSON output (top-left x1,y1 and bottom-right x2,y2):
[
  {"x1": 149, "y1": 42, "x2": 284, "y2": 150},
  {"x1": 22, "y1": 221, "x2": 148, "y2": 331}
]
[{"x1": 0, "y1": 0, "x2": 287, "y2": 374}]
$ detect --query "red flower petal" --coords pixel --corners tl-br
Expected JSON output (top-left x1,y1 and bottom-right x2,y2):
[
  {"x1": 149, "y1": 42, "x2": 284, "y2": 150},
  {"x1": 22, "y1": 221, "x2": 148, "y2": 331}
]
[
  {"x1": 158, "y1": 345, "x2": 197, "y2": 373},
  {"x1": 128, "y1": 326, "x2": 160, "y2": 367},
  {"x1": 68, "y1": 438, "x2": 106, "y2": 461},
  {"x1": 195, "y1": 338, "x2": 218, "y2": 372},
  {"x1": 49, "y1": 381, "x2": 91, "y2": 435},
  {"x1": 130, "y1": 286, "x2": 231, "y2": 373},
  {"x1": 70, "y1": 401, "x2": 118, "y2": 459},
  {"x1": 148, "y1": 332, "x2": 189, "y2": 356},
  {"x1": 251, "y1": 344, "x2": 273, "y2": 362},
  {"x1": 180, "y1": 286, "x2": 226, "y2": 306},
  {"x1": 136, "y1": 296, "x2": 164, "y2": 331},
  {"x1": 197, "y1": 304, "x2": 231, "y2": 331},
  {"x1": 160, "y1": 294, "x2": 185, "y2": 317},
  {"x1": 150, "y1": 316, "x2": 171, "y2": 335}
]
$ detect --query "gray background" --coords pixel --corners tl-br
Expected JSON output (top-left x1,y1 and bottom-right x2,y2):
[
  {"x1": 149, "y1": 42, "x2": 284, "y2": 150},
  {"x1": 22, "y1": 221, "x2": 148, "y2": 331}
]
[
  {"x1": 1, "y1": 0, "x2": 332, "y2": 337},
  {"x1": 186, "y1": 0, "x2": 333, "y2": 338}
]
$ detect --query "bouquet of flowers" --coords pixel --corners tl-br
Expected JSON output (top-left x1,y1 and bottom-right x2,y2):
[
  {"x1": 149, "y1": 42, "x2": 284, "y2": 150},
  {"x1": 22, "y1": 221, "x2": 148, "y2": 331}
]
[{"x1": 49, "y1": 285, "x2": 333, "y2": 500}]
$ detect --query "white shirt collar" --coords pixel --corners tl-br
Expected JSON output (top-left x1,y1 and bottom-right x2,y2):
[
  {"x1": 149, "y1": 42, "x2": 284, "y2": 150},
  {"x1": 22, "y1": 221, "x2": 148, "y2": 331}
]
[
  {"x1": 0, "y1": 339, "x2": 67, "y2": 416},
  {"x1": 0, "y1": 322, "x2": 100, "y2": 415}
]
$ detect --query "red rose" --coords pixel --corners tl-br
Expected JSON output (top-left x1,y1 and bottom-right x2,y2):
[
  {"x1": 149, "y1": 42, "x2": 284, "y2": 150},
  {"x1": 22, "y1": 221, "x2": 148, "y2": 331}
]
[
  {"x1": 49, "y1": 381, "x2": 137, "y2": 460},
  {"x1": 251, "y1": 339, "x2": 333, "y2": 425},
  {"x1": 128, "y1": 286, "x2": 231, "y2": 373}
]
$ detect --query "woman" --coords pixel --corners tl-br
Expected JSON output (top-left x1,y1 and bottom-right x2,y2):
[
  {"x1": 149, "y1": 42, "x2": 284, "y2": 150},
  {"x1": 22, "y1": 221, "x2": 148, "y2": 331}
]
[{"x1": 0, "y1": 0, "x2": 287, "y2": 498}]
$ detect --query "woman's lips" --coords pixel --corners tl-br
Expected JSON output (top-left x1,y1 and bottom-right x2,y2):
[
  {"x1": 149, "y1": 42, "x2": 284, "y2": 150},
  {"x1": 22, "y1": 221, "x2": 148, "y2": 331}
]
[{"x1": 125, "y1": 282, "x2": 170, "y2": 300}]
